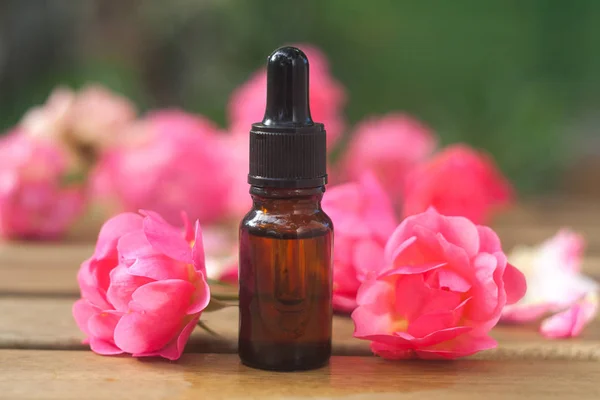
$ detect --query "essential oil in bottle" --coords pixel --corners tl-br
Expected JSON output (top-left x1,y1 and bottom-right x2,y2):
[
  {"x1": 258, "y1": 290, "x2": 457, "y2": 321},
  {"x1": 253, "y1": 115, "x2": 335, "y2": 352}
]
[{"x1": 238, "y1": 46, "x2": 333, "y2": 371}]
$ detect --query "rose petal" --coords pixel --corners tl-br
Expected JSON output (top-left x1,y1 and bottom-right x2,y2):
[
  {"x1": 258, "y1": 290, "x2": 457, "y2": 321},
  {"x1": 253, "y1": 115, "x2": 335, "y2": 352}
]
[
  {"x1": 134, "y1": 315, "x2": 200, "y2": 360},
  {"x1": 501, "y1": 302, "x2": 552, "y2": 323},
  {"x1": 393, "y1": 274, "x2": 430, "y2": 320},
  {"x1": 380, "y1": 261, "x2": 447, "y2": 276},
  {"x1": 438, "y1": 215, "x2": 480, "y2": 257},
  {"x1": 113, "y1": 280, "x2": 196, "y2": 355},
  {"x1": 192, "y1": 220, "x2": 206, "y2": 275},
  {"x1": 187, "y1": 271, "x2": 211, "y2": 314},
  {"x1": 396, "y1": 326, "x2": 472, "y2": 348},
  {"x1": 352, "y1": 305, "x2": 396, "y2": 338},
  {"x1": 77, "y1": 258, "x2": 112, "y2": 309},
  {"x1": 89, "y1": 338, "x2": 124, "y2": 355},
  {"x1": 353, "y1": 239, "x2": 385, "y2": 281},
  {"x1": 88, "y1": 312, "x2": 121, "y2": 342},
  {"x1": 181, "y1": 211, "x2": 194, "y2": 242},
  {"x1": 360, "y1": 172, "x2": 398, "y2": 241},
  {"x1": 117, "y1": 231, "x2": 159, "y2": 261},
  {"x1": 436, "y1": 269, "x2": 471, "y2": 292},
  {"x1": 386, "y1": 236, "x2": 418, "y2": 266},
  {"x1": 407, "y1": 298, "x2": 470, "y2": 338},
  {"x1": 436, "y1": 233, "x2": 473, "y2": 279},
  {"x1": 106, "y1": 265, "x2": 154, "y2": 312},
  {"x1": 477, "y1": 226, "x2": 503, "y2": 254},
  {"x1": 467, "y1": 253, "x2": 499, "y2": 321},
  {"x1": 126, "y1": 256, "x2": 189, "y2": 281},
  {"x1": 503, "y1": 263, "x2": 527, "y2": 305},
  {"x1": 141, "y1": 210, "x2": 192, "y2": 264},
  {"x1": 540, "y1": 293, "x2": 598, "y2": 339},
  {"x1": 333, "y1": 294, "x2": 358, "y2": 313},
  {"x1": 416, "y1": 334, "x2": 497, "y2": 360},
  {"x1": 95, "y1": 212, "x2": 144, "y2": 259},
  {"x1": 72, "y1": 299, "x2": 98, "y2": 337},
  {"x1": 355, "y1": 278, "x2": 394, "y2": 307},
  {"x1": 370, "y1": 341, "x2": 414, "y2": 360}
]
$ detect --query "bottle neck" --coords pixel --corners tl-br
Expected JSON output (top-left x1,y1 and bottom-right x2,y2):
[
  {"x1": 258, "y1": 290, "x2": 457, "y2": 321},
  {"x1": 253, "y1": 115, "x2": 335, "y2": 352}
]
[{"x1": 250, "y1": 186, "x2": 324, "y2": 212}]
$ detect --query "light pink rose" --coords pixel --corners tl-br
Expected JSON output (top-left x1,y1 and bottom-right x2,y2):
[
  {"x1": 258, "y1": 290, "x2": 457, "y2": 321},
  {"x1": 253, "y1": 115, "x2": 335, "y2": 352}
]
[
  {"x1": 72, "y1": 210, "x2": 210, "y2": 360},
  {"x1": 21, "y1": 84, "x2": 136, "y2": 152},
  {"x1": 403, "y1": 144, "x2": 513, "y2": 224},
  {"x1": 0, "y1": 130, "x2": 85, "y2": 239},
  {"x1": 322, "y1": 173, "x2": 398, "y2": 312},
  {"x1": 502, "y1": 230, "x2": 598, "y2": 338},
  {"x1": 352, "y1": 208, "x2": 527, "y2": 360},
  {"x1": 340, "y1": 113, "x2": 437, "y2": 199},
  {"x1": 91, "y1": 110, "x2": 231, "y2": 225},
  {"x1": 228, "y1": 43, "x2": 346, "y2": 148}
]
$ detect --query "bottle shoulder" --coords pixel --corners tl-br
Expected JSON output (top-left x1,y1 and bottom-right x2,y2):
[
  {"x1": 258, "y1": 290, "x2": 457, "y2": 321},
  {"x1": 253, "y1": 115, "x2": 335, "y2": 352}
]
[{"x1": 240, "y1": 209, "x2": 333, "y2": 239}]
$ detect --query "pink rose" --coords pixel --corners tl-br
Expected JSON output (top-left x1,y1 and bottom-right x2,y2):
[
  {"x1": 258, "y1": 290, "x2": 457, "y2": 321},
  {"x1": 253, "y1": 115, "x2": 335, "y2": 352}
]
[
  {"x1": 21, "y1": 84, "x2": 136, "y2": 153},
  {"x1": 220, "y1": 133, "x2": 252, "y2": 219},
  {"x1": 340, "y1": 113, "x2": 437, "y2": 199},
  {"x1": 72, "y1": 210, "x2": 210, "y2": 360},
  {"x1": 322, "y1": 173, "x2": 398, "y2": 312},
  {"x1": 228, "y1": 43, "x2": 346, "y2": 148},
  {"x1": 91, "y1": 110, "x2": 231, "y2": 225},
  {"x1": 403, "y1": 144, "x2": 513, "y2": 224},
  {"x1": 352, "y1": 208, "x2": 527, "y2": 360},
  {"x1": 502, "y1": 230, "x2": 598, "y2": 338},
  {"x1": 0, "y1": 130, "x2": 85, "y2": 239}
]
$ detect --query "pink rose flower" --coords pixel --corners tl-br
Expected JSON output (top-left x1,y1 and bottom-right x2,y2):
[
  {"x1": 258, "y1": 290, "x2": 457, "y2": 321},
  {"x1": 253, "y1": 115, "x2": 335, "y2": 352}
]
[
  {"x1": 220, "y1": 133, "x2": 252, "y2": 219},
  {"x1": 340, "y1": 113, "x2": 437, "y2": 199},
  {"x1": 91, "y1": 110, "x2": 231, "y2": 225},
  {"x1": 0, "y1": 130, "x2": 85, "y2": 239},
  {"x1": 21, "y1": 84, "x2": 136, "y2": 153},
  {"x1": 322, "y1": 173, "x2": 398, "y2": 312},
  {"x1": 502, "y1": 230, "x2": 599, "y2": 338},
  {"x1": 228, "y1": 43, "x2": 346, "y2": 148},
  {"x1": 72, "y1": 210, "x2": 210, "y2": 360},
  {"x1": 352, "y1": 208, "x2": 527, "y2": 360},
  {"x1": 403, "y1": 144, "x2": 513, "y2": 224}
]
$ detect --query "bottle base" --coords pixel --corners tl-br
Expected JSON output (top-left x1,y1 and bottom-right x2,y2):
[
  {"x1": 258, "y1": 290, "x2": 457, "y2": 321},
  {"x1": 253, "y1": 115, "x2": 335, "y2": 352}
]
[{"x1": 238, "y1": 339, "x2": 331, "y2": 372}]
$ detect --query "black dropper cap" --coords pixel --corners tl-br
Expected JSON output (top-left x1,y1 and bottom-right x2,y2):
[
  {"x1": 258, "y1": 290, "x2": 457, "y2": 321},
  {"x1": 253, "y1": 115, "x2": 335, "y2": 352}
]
[{"x1": 248, "y1": 46, "x2": 327, "y2": 188}]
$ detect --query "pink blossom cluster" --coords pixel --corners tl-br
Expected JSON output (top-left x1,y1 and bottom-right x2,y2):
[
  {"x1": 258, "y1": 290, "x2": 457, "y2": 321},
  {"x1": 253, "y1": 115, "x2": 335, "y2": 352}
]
[
  {"x1": 0, "y1": 43, "x2": 512, "y2": 240},
  {"x1": 1, "y1": 43, "x2": 595, "y2": 361}
]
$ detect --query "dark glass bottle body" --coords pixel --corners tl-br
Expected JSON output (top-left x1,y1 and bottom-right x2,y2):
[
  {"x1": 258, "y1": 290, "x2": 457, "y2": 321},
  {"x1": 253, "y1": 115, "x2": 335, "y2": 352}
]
[{"x1": 238, "y1": 186, "x2": 333, "y2": 371}]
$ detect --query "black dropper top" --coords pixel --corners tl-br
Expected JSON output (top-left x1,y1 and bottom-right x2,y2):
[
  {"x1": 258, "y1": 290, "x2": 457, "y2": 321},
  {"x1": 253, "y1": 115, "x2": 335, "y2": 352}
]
[
  {"x1": 263, "y1": 47, "x2": 312, "y2": 127},
  {"x1": 248, "y1": 46, "x2": 327, "y2": 188}
]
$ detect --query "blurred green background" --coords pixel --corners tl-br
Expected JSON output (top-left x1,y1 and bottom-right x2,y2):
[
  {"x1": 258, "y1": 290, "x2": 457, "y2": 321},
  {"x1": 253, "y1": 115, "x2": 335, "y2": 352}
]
[{"x1": 1, "y1": 0, "x2": 599, "y2": 193}]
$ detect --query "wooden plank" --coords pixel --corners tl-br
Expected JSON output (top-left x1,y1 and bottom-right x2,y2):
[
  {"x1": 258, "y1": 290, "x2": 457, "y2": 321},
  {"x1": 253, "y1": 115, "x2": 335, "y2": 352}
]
[
  {"x1": 0, "y1": 242, "x2": 93, "y2": 295},
  {"x1": 1, "y1": 297, "x2": 599, "y2": 360},
  {"x1": 0, "y1": 350, "x2": 599, "y2": 400}
]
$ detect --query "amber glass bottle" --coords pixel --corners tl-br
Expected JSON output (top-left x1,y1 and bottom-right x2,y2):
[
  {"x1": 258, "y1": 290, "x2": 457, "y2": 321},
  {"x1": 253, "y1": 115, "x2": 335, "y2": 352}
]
[
  {"x1": 238, "y1": 47, "x2": 333, "y2": 371},
  {"x1": 239, "y1": 186, "x2": 333, "y2": 370}
]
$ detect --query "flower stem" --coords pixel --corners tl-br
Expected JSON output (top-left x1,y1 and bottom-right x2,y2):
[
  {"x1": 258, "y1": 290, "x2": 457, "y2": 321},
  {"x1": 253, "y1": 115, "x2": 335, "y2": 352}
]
[
  {"x1": 197, "y1": 320, "x2": 221, "y2": 337},
  {"x1": 210, "y1": 293, "x2": 239, "y2": 302}
]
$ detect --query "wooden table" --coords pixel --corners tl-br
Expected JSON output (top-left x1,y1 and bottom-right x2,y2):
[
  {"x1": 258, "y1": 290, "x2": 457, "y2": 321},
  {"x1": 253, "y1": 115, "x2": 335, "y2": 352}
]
[{"x1": 1, "y1": 199, "x2": 599, "y2": 399}]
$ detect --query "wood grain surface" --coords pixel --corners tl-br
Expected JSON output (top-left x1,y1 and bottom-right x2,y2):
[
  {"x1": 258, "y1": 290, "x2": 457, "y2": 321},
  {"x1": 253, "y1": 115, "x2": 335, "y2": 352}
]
[
  {"x1": 0, "y1": 200, "x2": 598, "y2": 399},
  {"x1": 1, "y1": 350, "x2": 599, "y2": 400}
]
